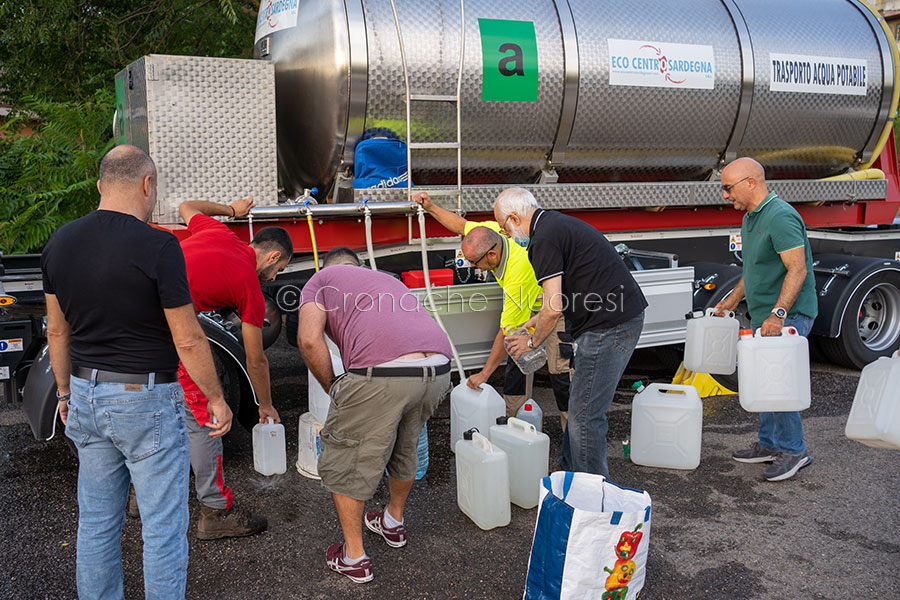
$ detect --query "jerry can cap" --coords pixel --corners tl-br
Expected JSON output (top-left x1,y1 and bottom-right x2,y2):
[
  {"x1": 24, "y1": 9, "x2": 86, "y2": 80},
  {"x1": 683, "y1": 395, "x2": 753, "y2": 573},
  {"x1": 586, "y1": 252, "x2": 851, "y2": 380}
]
[
  {"x1": 463, "y1": 427, "x2": 479, "y2": 440},
  {"x1": 495, "y1": 416, "x2": 509, "y2": 425},
  {"x1": 631, "y1": 380, "x2": 644, "y2": 391}
]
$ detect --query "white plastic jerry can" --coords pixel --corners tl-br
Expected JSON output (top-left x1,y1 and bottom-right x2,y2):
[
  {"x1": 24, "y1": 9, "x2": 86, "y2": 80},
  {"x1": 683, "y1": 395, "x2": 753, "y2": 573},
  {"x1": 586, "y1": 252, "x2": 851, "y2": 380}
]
[
  {"x1": 683, "y1": 308, "x2": 740, "y2": 375},
  {"x1": 737, "y1": 327, "x2": 811, "y2": 412},
  {"x1": 630, "y1": 382, "x2": 703, "y2": 470},
  {"x1": 449, "y1": 380, "x2": 506, "y2": 453},
  {"x1": 489, "y1": 417, "x2": 550, "y2": 509},
  {"x1": 253, "y1": 417, "x2": 287, "y2": 476},
  {"x1": 455, "y1": 429, "x2": 511, "y2": 530},
  {"x1": 515, "y1": 398, "x2": 543, "y2": 432},
  {"x1": 296, "y1": 412, "x2": 324, "y2": 479},
  {"x1": 308, "y1": 347, "x2": 344, "y2": 424},
  {"x1": 845, "y1": 351, "x2": 900, "y2": 449}
]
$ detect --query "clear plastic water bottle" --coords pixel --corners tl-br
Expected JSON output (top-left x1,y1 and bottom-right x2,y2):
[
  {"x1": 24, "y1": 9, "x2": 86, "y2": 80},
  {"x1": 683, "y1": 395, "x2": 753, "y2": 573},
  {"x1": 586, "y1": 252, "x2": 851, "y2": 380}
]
[
  {"x1": 387, "y1": 423, "x2": 429, "y2": 480},
  {"x1": 504, "y1": 327, "x2": 547, "y2": 375},
  {"x1": 415, "y1": 424, "x2": 429, "y2": 480}
]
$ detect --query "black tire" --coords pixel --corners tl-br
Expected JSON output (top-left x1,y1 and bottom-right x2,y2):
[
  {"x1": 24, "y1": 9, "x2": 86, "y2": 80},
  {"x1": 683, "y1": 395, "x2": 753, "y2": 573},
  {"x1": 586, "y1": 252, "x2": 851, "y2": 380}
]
[
  {"x1": 817, "y1": 271, "x2": 900, "y2": 369},
  {"x1": 210, "y1": 346, "x2": 241, "y2": 422},
  {"x1": 285, "y1": 310, "x2": 298, "y2": 348},
  {"x1": 261, "y1": 294, "x2": 283, "y2": 349}
]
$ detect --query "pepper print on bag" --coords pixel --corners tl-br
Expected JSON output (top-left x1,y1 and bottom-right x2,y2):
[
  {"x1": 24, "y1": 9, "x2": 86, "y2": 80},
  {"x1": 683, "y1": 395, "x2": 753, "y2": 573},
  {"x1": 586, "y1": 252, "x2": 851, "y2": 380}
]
[
  {"x1": 602, "y1": 523, "x2": 644, "y2": 599},
  {"x1": 615, "y1": 523, "x2": 644, "y2": 560}
]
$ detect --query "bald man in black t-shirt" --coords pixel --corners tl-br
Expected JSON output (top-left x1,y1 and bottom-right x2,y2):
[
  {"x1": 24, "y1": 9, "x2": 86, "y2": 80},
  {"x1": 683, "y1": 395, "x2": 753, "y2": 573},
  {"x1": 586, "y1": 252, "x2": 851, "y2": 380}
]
[{"x1": 42, "y1": 145, "x2": 230, "y2": 598}]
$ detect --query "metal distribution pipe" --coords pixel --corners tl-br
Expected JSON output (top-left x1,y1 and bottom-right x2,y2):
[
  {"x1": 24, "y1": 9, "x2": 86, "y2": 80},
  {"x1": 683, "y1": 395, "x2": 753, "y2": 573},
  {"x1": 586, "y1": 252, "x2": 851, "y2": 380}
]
[{"x1": 248, "y1": 201, "x2": 419, "y2": 220}]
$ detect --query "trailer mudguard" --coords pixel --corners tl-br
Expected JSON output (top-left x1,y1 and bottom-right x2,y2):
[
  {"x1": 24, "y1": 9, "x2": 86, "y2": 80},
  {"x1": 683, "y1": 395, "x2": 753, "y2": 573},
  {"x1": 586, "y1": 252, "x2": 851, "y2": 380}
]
[
  {"x1": 197, "y1": 313, "x2": 258, "y2": 431},
  {"x1": 811, "y1": 254, "x2": 900, "y2": 338},
  {"x1": 688, "y1": 262, "x2": 744, "y2": 314},
  {"x1": 21, "y1": 315, "x2": 257, "y2": 442},
  {"x1": 22, "y1": 345, "x2": 58, "y2": 441}
]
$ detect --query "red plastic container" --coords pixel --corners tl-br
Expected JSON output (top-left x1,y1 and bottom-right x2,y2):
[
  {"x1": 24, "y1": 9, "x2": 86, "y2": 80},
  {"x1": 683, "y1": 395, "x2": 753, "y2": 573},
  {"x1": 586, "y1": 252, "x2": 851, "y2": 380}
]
[{"x1": 401, "y1": 268, "x2": 453, "y2": 289}]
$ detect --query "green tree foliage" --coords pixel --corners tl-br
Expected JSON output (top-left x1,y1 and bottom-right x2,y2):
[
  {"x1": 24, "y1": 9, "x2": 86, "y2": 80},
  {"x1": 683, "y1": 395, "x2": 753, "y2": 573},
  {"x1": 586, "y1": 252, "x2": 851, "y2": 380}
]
[
  {"x1": 0, "y1": 92, "x2": 114, "y2": 253},
  {"x1": 0, "y1": 0, "x2": 259, "y2": 253}
]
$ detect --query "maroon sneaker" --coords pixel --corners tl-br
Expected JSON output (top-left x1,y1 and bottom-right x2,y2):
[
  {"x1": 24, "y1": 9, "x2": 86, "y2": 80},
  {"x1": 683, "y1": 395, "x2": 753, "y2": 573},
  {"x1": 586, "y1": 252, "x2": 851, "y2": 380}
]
[
  {"x1": 364, "y1": 508, "x2": 408, "y2": 548},
  {"x1": 325, "y1": 543, "x2": 374, "y2": 584}
]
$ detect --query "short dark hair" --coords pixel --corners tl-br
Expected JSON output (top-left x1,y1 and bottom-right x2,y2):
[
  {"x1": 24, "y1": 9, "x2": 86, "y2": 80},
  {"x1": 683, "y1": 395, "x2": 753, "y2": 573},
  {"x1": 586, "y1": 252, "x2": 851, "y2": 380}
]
[
  {"x1": 251, "y1": 227, "x2": 293, "y2": 259},
  {"x1": 99, "y1": 145, "x2": 156, "y2": 187},
  {"x1": 323, "y1": 246, "x2": 360, "y2": 267}
]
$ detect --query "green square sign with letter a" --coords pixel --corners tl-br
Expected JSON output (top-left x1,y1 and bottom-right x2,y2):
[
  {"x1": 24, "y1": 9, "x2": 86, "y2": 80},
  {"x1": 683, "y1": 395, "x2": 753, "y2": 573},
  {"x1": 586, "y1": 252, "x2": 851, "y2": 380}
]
[{"x1": 478, "y1": 18, "x2": 539, "y2": 102}]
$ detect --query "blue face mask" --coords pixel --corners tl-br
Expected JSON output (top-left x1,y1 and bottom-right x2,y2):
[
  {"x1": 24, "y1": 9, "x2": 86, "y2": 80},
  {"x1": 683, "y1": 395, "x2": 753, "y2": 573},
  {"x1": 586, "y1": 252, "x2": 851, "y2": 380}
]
[{"x1": 513, "y1": 235, "x2": 530, "y2": 248}]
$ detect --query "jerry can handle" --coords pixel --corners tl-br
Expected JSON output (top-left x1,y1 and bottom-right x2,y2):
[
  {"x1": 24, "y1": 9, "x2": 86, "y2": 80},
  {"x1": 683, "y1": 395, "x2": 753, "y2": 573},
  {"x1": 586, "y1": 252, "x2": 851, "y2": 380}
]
[
  {"x1": 652, "y1": 385, "x2": 688, "y2": 396},
  {"x1": 705, "y1": 307, "x2": 735, "y2": 319},
  {"x1": 470, "y1": 431, "x2": 494, "y2": 453},
  {"x1": 753, "y1": 326, "x2": 798, "y2": 338},
  {"x1": 507, "y1": 416, "x2": 537, "y2": 434}
]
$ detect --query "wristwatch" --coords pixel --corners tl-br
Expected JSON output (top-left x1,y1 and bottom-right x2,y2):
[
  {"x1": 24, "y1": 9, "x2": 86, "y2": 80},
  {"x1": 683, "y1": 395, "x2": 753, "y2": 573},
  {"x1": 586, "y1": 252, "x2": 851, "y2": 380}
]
[{"x1": 771, "y1": 307, "x2": 787, "y2": 319}]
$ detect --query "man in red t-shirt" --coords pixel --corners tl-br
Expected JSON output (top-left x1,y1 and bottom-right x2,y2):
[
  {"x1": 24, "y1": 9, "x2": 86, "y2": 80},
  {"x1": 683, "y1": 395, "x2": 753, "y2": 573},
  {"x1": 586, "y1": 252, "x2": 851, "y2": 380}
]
[{"x1": 177, "y1": 197, "x2": 292, "y2": 539}]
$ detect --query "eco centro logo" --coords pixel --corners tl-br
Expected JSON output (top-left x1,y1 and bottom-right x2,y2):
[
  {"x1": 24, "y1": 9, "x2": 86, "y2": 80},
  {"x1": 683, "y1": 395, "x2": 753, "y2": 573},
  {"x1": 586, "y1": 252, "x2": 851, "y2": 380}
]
[
  {"x1": 255, "y1": 0, "x2": 299, "y2": 42},
  {"x1": 261, "y1": 0, "x2": 298, "y2": 29},
  {"x1": 608, "y1": 39, "x2": 715, "y2": 90}
]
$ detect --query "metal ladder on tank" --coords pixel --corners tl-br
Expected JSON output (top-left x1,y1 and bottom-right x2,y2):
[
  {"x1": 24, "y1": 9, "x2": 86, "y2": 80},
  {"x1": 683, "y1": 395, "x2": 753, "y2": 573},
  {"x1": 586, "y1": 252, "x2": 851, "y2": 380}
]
[{"x1": 388, "y1": 0, "x2": 465, "y2": 220}]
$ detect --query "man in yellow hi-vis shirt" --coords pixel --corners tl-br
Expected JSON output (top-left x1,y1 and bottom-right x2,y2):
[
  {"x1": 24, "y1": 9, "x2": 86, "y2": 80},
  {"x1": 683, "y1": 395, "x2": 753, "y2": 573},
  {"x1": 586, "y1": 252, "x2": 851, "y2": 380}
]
[{"x1": 413, "y1": 192, "x2": 571, "y2": 427}]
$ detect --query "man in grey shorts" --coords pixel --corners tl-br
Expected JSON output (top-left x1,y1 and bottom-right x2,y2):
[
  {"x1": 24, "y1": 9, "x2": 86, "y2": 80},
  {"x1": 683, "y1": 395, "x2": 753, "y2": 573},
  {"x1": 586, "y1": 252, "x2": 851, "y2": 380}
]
[{"x1": 298, "y1": 247, "x2": 452, "y2": 584}]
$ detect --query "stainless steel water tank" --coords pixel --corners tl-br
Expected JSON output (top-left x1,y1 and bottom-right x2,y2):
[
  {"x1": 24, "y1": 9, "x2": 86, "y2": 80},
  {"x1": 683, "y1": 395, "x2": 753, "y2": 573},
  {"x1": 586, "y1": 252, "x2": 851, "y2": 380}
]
[{"x1": 254, "y1": 0, "x2": 895, "y2": 193}]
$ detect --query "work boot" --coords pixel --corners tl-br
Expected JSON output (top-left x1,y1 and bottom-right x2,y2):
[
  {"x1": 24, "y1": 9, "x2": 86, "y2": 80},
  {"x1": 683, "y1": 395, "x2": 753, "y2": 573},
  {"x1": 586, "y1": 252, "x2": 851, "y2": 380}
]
[
  {"x1": 196, "y1": 505, "x2": 267, "y2": 540},
  {"x1": 126, "y1": 486, "x2": 140, "y2": 519}
]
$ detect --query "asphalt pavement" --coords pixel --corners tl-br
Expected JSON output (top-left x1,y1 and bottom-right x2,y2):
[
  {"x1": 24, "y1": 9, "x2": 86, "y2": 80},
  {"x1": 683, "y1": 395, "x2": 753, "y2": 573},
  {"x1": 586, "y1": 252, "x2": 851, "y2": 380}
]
[{"x1": 1, "y1": 338, "x2": 898, "y2": 599}]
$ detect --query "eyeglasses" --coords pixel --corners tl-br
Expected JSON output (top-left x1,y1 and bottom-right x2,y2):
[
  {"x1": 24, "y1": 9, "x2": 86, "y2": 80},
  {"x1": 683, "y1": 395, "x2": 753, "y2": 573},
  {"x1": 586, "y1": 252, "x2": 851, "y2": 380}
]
[
  {"x1": 499, "y1": 213, "x2": 514, "y2": 237},
  {"x1": 470, "y1": 241, "x2": 497, "y2": 267},
  {"x1": 721, "y1": 176, "x2": 750, "y2": 194}
]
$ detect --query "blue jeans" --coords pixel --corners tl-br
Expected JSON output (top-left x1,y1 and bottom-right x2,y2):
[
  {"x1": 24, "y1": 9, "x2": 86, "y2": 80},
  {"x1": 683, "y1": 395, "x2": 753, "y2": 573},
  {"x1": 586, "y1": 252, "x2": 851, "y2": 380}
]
[
  {"x1": 560, "y1": 313, "x2": 644, "y2": 476},
  {"x1": 756, "y1": 314, "x2": 814, "y2": 455},
  {"x1": 66, "y1": 372, "x2": 190, "y2": 600}
]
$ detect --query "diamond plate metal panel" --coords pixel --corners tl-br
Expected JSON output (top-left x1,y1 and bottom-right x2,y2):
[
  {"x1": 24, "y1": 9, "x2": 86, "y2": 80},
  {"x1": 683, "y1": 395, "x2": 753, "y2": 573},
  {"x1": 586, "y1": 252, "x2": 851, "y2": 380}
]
[
  {"x1": 561, "y1": 0, "x2": 742, "y2": 182},
  {"x1": 361, "y1": 0, "x2": 564, "y2": 184},
  {"x1": 122, "y1": 55, "x2": 278, "y2": 224},
  {"x1": 354, "y1": 179, "x2": 888, "y2": 211},
  {"x1": 735, "y1": 0, "x2": 885, "y2": 178}
]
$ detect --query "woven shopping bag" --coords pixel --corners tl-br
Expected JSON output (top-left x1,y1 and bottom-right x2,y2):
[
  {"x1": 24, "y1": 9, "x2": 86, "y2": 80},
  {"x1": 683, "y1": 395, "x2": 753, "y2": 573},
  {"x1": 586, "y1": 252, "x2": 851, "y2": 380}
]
[{"x1": 523, "y1": 471, "x2": 651, "y2": 600}]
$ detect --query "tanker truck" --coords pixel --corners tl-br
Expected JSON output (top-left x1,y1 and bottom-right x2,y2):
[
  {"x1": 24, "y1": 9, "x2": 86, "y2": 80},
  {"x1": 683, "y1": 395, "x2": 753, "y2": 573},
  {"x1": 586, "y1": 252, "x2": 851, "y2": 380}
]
[{"x1": 4, "y1": 0, "x2": 900, "y2": 440}]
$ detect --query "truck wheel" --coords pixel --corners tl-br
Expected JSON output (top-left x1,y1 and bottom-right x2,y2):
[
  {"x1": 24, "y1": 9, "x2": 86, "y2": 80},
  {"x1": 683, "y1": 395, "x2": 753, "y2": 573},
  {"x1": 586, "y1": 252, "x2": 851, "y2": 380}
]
[
  {"x1": 261, "y1": 294, "x2": 283, "y2": 349},
  {"x1": 818, "y1": 271, "x2": 900, "y2": 369},
  {"x1": 210, "y1": 346, "x2": 241, "y2": 422},
  {"x1": 285, "y1": 310, "x2": 298, "y2": 347}
]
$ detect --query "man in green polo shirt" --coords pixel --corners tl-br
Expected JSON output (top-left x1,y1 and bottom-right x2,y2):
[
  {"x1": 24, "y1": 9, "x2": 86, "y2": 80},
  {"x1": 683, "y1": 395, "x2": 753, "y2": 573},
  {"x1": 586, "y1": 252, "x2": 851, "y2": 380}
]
[
  {"x1": 412, "y1": 192, "x2": 571, "y2": 426},
  {"x1": 714, "y1": 157, "x2": 817, "y2": 482}
]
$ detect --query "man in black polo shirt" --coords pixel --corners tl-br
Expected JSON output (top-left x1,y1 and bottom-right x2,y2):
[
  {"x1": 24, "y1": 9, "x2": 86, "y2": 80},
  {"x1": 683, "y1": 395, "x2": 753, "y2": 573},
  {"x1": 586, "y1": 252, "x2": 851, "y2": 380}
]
[
  {"x1": 42, "y1": 145, "x2": 231, "y2": 598},
  {"x1": 499, "y1": 187, "x2": 647, "y2": 477}
]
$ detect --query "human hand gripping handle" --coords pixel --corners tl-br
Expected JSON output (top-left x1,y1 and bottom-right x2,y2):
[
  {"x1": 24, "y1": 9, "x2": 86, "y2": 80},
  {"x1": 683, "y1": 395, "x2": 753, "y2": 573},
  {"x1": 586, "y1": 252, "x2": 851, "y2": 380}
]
[
  {"x1": 229, "y1": 196, "x2": 255, "y2": 218},
  {"x1": 258, "y1": 403, "x2": 280, "y2": 424},
  {"x1": 466, "y1": 371, "x2": 489, "y2": 390},
  {"x1": 712, "y1": 297, "x2": 738, "y2": 317}
]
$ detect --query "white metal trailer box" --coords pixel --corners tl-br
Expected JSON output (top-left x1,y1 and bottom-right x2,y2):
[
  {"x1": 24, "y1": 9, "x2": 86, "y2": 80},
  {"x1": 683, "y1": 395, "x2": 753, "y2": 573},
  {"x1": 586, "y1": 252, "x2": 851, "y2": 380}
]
[{"x1": 114, "y1": 55, "x2": 277, "y2": 224}]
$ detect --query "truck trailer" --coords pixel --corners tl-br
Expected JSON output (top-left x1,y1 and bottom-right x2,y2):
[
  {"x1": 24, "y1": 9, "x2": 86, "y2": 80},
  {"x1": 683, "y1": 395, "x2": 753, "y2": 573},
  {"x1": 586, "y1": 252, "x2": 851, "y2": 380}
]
[{"x1": 3, "y1": 0, "x2": 900, "y2": 440}]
